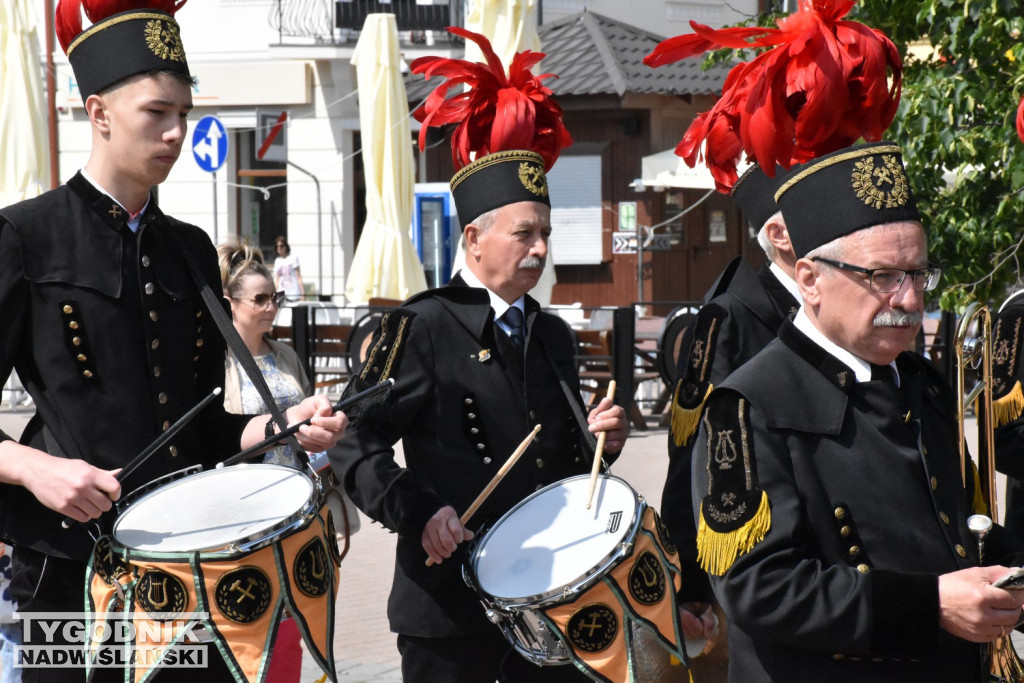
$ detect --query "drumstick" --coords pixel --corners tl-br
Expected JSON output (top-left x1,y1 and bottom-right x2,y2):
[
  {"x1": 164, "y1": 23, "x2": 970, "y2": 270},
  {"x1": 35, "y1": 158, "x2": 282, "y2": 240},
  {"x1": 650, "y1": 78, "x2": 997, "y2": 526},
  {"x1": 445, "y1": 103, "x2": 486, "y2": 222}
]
[
  {"x1": 61, "y1": 386, "x2": 223, "y2": 529},
  {"x1": 218, "y1": 378, "x2": 395, "y2": 468},
  {"x1": 425, "y1": 424, "x2": 541, "y2": 567},
  {"x1": 585, "y1": 380, "x2": 617, "y2": 510}
]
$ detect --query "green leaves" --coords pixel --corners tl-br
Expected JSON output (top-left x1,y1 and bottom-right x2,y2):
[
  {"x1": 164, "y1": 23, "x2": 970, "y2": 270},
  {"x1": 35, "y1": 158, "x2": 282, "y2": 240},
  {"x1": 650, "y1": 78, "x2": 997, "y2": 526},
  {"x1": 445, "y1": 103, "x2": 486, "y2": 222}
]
[{"x1": 853, "y1": 0, "x2": 1024, "y2": 310}]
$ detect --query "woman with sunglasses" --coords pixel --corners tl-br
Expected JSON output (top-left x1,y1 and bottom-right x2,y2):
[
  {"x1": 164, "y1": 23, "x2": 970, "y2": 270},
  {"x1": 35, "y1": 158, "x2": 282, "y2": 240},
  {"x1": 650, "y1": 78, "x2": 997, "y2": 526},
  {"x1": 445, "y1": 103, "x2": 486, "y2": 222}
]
[
  {"x1": 216, "y1": 238, "x2": 311, "y2": 680},
  {"x1": 218, "y1": 239, "x2": 308, "y2": 469}
]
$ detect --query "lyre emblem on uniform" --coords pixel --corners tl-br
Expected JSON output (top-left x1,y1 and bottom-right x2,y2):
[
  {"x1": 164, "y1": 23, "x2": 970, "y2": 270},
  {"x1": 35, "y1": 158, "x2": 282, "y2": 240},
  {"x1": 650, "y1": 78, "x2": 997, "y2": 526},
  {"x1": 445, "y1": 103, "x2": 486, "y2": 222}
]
[
  {"x1": 690, "y1": 340, "x2": 705, "y2": 369},
  {"x1": 712, "y1": 429, "x2": 738, "y2": 469},
  {"x1": 994, "y1": 338, "x2": 1011, "y2": 366}
]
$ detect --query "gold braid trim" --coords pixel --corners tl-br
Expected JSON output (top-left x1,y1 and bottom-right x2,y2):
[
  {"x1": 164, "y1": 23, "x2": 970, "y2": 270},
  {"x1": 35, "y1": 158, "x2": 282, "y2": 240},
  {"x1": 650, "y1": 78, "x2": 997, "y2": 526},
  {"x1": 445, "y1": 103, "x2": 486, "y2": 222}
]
[
  {"x1": 971, "y1": 461, "x2": 989, "y2": 517},
  {"x1": 670, "y1": 381, "x2": 713, "y2": 448},
  {"x1": 696, "y1": 491, "x2": 771, "y2": 577},
  {"x1": 993, "y1": 380, "x2": 1024, "y2": 428}
]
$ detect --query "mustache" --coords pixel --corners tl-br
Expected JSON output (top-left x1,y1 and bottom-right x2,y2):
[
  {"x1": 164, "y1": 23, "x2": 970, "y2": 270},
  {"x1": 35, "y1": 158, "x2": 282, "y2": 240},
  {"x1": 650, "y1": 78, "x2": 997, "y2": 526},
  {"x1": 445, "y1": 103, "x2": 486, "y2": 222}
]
[
  {"x1": 519, "y1": 256, "x2": 545, "y2": 270},
  {"x1": 873, "y1": 310, "x2": 922, "y2": 327}
]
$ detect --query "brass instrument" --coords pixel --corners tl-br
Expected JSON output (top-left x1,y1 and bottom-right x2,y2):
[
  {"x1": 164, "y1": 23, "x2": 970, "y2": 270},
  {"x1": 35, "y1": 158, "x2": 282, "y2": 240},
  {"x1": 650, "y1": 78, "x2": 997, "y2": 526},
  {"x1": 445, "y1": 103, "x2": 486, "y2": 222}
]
[{"x1": 954, "y1": 301, "x2": 1024, "y2": 682}]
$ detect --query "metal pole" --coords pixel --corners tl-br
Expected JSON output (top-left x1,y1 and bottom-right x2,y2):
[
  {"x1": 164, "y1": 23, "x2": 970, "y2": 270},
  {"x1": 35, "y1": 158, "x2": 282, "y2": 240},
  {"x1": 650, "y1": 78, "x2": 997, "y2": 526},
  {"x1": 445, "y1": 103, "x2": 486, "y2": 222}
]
[
  {"x1": 287, "y1": 161, "x2": 323, "y2": 298},
  {"x1": 44, "y1": 0, "x2": 59, "y2": 190},
  {"x1": 636, "y1": 226, "x2": 644, "y2": 303},
  {"x1": 212, "y1": 171, "x2": 218, "y2": 244}
]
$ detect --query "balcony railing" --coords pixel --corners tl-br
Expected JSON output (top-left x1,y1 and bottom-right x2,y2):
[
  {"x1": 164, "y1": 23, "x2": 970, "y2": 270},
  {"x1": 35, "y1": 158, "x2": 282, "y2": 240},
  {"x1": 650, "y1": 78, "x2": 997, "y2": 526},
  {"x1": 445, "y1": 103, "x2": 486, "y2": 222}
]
[
  {"x1": 337, "y1": 0, "x2": 461, "y2": 31},
  {"x1": 270, "y1": 0, "x2": 463, "y2": 44}
]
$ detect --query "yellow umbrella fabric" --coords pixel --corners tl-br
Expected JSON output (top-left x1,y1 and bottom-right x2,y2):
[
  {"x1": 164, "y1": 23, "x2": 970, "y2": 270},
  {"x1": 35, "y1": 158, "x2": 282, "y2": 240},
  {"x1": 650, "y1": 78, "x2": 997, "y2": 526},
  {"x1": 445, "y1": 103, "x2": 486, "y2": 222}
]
[
  {"x1": 453, "y1": 0, "x2": 557, "y2": 306},
  {"x1": 464, "y1": 0, "x2": 541, "y2": 67},
  {"x1": 345, "y1": 13, "x2": 427, "y2": 304},
  {"x1": 0, "y1": 0, "x2": 51, "y2": 207}
]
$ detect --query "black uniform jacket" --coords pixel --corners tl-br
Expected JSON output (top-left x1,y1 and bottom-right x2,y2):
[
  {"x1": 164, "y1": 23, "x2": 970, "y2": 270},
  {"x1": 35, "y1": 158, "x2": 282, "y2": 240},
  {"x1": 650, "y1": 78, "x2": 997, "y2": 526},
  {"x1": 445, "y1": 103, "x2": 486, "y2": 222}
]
[
  {"x1": 0, "y1": 174, "x2": 251, "y2": 560},
  {"x1": 993, "y1": 290, "x2": 1024, "y2": 541},
  {"x1": 663, "y1": 257, "x2": 799, "y2": 602},
  {"x1": 331, "y1": 275, "x2": 600, "y2": 638},
  {"x1": 693, "y1": 320, "x2": 1024, "y2": 683}
]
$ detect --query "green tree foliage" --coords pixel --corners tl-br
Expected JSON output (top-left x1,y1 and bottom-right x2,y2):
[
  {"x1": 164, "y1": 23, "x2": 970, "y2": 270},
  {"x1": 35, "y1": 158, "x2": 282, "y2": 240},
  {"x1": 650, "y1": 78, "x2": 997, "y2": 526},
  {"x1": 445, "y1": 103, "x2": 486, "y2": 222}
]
[{"x1": 850, "y1": 0, "x2": 1024, "y2": 310}]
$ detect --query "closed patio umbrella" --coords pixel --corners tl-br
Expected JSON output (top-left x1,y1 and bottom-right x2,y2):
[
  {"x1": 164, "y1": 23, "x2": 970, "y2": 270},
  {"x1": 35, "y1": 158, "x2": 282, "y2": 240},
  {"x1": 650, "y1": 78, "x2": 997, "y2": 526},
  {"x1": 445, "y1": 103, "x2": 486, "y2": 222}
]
[
  {"x1": 345, "y1": 13, "x2": 427, "y2": 304},
  {"x1": 0, "y1": 0, "x2": 50, "y2": 207}
]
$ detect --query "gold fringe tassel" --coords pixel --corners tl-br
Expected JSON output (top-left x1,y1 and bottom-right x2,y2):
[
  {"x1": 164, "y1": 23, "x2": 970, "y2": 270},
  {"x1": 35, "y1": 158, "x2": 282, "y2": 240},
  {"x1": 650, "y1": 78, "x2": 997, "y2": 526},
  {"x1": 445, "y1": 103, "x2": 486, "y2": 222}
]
[
  {"x1": 671, "y1": 382, "x2": 713, "y2": 448},
  {"x1": 993, "y1": 381, "x2": 1024, "y2": 429},
  {"x1": 971, "y1": 462, "x2": 989, "y2": 517},
  {"x1": 696, "y1": 491, "x2": 771, "y2": 576}
]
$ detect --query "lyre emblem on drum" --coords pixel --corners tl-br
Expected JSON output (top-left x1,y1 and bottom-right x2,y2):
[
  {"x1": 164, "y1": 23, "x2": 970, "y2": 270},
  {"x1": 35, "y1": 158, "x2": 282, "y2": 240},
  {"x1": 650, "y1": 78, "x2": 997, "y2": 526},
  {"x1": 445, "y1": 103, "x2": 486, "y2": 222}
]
[
  {"x1": 311, "y1": 552, "x2": 325, "y2": 580},
  {"x1": 712, "y1": 430, "x2": 738, "y2": 470},
  {"x1": 628, "y1": 551, "x2": 666, "y2": 605},
  {"x1": 148, "y1": 578, "x2": 169, "y2": 609},
  {"x1": 605, "y1": 511, "x2": 622, "y2": 534},
  {"x1": 136, "y1": 570, "x2": 188, "y2": 619},
  {"x1": 294, "y1": 538, "x2": 332, "y2": 598}
]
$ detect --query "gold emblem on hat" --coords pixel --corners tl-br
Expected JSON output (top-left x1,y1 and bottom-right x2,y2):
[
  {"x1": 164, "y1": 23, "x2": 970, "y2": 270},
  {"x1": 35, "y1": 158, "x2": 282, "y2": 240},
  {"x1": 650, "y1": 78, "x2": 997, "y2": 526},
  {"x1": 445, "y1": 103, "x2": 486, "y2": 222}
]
[
  {"x1": 145, "y1": 19, "x2": 186, "y2": 63},
  {"x1": 518, "y1": 162, "x2": 548, "y2": 197},
  {"x1": 851, "y1": 154, "x2": 909, "y2": 209}
]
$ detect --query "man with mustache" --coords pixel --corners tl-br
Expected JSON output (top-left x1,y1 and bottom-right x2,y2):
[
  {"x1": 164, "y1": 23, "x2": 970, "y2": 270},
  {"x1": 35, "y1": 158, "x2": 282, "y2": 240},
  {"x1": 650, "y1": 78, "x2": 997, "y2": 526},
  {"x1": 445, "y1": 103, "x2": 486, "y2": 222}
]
[
  {"x1": 690, "y1": 142, "x2": 1024, "y2": 682},
  {"x1": 332, "y1": 149, "x2": 629, "y2": 681}
]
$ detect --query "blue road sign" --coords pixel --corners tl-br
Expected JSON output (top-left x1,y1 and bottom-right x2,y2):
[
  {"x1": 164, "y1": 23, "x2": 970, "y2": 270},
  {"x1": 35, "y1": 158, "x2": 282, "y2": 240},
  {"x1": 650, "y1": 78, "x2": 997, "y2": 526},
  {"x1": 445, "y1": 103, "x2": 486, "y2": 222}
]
[{"x1": 192, "y1": 115, "x2": 228, "y2": 173}]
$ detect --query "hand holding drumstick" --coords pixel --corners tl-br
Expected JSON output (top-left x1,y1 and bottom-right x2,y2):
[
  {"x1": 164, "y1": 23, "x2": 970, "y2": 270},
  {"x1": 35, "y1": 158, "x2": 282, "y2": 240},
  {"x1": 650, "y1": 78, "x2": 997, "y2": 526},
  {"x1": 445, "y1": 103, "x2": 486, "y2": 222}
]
[{"x1": 423, "y1": 425, "x2": 541, "y2": 567}]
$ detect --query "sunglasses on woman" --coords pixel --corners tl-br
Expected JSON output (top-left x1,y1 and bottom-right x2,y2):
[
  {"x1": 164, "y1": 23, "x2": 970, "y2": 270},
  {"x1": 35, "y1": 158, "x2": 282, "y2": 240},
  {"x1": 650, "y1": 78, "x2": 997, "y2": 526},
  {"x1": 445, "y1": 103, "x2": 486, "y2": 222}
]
[{"x1": 233, "y1": 291, "x2": 286, "y2": 309}]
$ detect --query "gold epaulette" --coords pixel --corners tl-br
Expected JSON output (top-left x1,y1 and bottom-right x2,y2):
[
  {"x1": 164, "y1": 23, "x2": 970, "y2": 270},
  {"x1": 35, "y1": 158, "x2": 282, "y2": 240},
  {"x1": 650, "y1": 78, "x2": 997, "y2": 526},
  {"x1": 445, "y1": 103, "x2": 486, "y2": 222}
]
[
  {"x1": 697, "y1": 490, "x2": 771, "y2": 577},
  {"x1": 670, "y1": 380, "x2": 713, "y2": 448},
  {"x1": 993, "y1": 380, "x2": 1024, "y2": 428}
]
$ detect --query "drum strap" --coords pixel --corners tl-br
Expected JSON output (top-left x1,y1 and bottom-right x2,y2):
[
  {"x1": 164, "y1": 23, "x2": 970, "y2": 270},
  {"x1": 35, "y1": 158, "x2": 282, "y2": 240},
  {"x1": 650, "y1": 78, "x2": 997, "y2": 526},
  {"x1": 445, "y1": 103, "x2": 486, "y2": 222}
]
[
  {"x1": 537, "y1": 338, "x2": 600, "y2": 461},
  {"x1": 166, "y1": 230, "x2": 304, "y2": 457}
]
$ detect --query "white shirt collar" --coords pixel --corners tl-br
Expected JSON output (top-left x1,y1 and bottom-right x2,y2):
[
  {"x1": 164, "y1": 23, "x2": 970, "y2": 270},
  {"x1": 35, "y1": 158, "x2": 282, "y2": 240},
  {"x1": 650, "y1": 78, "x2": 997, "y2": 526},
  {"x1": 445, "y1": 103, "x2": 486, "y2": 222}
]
[
  {"x1": 80, "y1": 168, "x2": 151, "y2": 232},
  {"x1": 457, "y1": 268, "x2": 525, "y2": 327},
  {"x1": 793, "y1": 309, "x2": 898, "y2": 385},
  {"x1": 769, "y1": 262, "x2": 803, "y2": 306}
]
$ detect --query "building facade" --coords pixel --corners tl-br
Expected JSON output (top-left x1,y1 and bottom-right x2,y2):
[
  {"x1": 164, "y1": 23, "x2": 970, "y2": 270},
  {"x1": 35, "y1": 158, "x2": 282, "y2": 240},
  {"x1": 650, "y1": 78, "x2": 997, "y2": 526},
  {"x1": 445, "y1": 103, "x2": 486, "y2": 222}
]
[{"x1": 35, "y1": 0, "x2": 765, "y2": 307}]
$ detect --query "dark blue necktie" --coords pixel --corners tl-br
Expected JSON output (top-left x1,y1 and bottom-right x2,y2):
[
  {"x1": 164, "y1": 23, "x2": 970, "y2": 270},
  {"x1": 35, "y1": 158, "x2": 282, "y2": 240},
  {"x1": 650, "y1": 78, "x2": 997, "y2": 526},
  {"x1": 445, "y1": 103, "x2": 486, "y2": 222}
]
[
  {"x1": 870, "y1": 363, "x2": 897, "y2": 388},
  {"x1": 502, "y1": 306, "x2": 525, "y2": 350}
]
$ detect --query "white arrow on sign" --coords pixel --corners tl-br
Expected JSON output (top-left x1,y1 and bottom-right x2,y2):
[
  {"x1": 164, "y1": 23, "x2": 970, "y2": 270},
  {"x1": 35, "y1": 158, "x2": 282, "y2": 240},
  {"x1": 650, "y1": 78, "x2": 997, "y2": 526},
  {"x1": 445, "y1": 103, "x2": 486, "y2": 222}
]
[{"x1": 193, "y1": 123, "x2": 223, "y2": 167}]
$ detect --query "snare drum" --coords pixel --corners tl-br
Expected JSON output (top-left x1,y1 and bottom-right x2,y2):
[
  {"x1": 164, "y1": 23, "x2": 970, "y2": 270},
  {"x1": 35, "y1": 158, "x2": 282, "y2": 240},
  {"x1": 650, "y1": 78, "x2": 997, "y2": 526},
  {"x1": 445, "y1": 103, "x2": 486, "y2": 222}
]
[
  {"x1": 85, "y1": 464, "x2": 340, "y2": 683},
  {"x1": 465, "y1": 474, "x2": 688, "y2": 680}
]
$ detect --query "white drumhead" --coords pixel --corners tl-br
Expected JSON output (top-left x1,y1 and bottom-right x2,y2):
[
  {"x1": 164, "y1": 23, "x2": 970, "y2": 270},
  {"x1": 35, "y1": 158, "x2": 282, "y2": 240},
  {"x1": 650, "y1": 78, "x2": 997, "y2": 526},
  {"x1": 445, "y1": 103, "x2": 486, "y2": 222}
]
[
  {"x1": 113, "y1": 465, "x2": 314, "y2": 552},
  {"x1": 473, "y1": 475, "x2": 638, "y2": 599}
]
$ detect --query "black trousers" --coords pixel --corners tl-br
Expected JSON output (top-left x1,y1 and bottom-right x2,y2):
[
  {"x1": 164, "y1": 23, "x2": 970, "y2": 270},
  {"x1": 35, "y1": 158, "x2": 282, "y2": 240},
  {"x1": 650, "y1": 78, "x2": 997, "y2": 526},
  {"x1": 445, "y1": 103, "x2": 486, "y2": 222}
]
[
  {"x1": 11, "y1": 546, "x2": 235, "y2": 683},
  {"x1": 397, "y1": 630, "x2": 593, "y2": 683}
]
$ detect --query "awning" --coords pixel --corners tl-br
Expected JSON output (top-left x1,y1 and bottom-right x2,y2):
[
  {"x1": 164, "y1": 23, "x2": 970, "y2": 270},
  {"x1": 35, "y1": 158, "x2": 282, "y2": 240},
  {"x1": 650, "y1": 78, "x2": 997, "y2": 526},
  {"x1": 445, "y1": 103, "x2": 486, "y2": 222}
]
[{"x1": 639, "y1": 148, "x2": 749, "y2": 190}]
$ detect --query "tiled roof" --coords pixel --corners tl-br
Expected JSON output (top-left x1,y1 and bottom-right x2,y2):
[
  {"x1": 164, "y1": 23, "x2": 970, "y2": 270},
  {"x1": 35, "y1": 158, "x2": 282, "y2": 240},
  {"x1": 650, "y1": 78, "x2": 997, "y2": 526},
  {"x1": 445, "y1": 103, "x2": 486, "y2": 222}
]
[
  {"x1": 538, "y1": 11, "x2": 730, "y2": 97},
  {"x1": 404, "y1": 11, "x2": 730, "y2": 104}
]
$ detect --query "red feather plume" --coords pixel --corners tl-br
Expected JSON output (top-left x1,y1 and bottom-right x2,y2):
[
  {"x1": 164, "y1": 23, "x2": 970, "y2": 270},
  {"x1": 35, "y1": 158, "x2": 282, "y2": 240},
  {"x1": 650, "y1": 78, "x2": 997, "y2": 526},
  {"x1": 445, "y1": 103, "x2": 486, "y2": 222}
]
[
  {"x1": 410, "y1": 26, "x2": 572, "y2": 172},
  {"x1": 644, "y1": 0, "x2": 902, "y2": 192},
  {"x1": 1017, "y1": 96, "x2": 1024, "y2": 146},
  {"x1": 56, "y1": 0, "x2": 187, "y2": 54}
]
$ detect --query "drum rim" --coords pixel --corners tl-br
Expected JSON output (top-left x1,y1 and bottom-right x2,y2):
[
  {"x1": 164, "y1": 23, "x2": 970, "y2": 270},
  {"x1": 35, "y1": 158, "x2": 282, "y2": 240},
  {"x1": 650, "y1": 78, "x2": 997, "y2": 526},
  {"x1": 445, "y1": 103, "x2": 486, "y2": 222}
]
[
  {"x1": 466, "y1": 473, "x2": 645, "y2": 609},
  {"x1": 112, "y1": 463, "x2": 322, "y2": 555}
]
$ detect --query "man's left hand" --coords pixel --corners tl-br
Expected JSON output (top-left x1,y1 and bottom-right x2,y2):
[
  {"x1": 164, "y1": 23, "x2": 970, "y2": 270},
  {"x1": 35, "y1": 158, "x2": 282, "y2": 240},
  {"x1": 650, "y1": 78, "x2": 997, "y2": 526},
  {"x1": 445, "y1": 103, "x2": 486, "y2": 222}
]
[{"x1": 587, "y1": 397, "x2": 629, "y2": 454}]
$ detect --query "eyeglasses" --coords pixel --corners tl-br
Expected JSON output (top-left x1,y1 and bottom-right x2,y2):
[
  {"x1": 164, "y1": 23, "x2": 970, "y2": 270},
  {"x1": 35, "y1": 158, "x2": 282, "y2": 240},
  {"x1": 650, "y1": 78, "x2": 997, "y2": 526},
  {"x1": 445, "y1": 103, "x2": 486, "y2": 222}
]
[
  {"x1": 233, "y1": 291, "x2": 286, "y2": 309},
  {"x1": 812, "y1": 257, "x2": 941, "y2": 293}
]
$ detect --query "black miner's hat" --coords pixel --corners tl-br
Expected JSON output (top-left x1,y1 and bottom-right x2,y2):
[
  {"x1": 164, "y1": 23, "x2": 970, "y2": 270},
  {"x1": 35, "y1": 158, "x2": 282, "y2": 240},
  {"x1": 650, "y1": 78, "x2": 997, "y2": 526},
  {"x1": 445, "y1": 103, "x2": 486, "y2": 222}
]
[
  {"x1": 57, "y1": 1, "x2": 192, "y2": 100},
  {"x1": 731, "y1": 164, "x2": 793, "y2": 231},
  {"x1": 449, "y1": 151, "x2": 551, "y2": 226},
  {"x1": 774, "y1": 142, "x2": 920, "y2": 258}
]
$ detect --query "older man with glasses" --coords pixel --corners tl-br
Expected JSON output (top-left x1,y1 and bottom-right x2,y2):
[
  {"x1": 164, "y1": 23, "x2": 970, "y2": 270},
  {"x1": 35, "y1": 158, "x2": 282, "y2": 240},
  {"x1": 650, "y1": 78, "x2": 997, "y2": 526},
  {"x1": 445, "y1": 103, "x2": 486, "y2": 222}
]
[{"x1": 689, "y1": 142, "x2": 1024, "y2": 682}]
